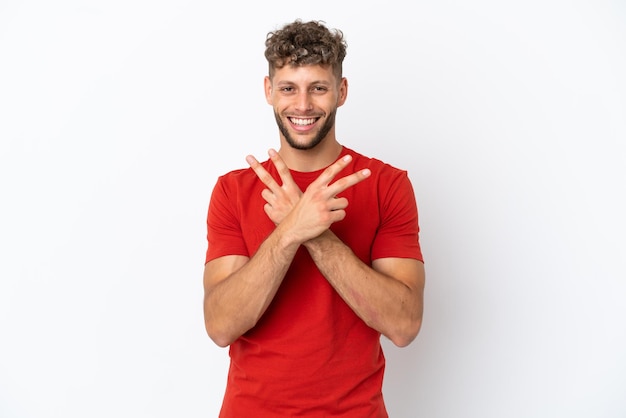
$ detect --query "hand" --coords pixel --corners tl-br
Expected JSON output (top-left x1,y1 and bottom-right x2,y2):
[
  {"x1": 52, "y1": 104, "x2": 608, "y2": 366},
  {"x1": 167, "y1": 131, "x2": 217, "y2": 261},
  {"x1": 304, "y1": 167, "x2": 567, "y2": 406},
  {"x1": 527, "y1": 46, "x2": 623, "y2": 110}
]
[
  {"x1": 247, "y1": 149, "x2": 371, "y2": 243},
  {"x1": 246, "y1": 149, "x2": 302, "y2": 225}
]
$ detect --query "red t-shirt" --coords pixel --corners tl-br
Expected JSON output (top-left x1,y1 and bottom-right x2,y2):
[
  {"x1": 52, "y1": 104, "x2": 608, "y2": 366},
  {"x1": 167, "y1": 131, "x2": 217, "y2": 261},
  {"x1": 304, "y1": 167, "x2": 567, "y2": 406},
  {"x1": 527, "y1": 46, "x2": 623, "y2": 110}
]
[{"x1": 205, "y1": 146, "x2": 423, "y2": 417}]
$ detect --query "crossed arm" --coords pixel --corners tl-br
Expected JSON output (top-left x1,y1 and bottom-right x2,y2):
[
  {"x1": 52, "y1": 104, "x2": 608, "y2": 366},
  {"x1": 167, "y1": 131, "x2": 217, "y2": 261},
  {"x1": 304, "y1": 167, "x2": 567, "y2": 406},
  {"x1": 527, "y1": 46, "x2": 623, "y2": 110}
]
[{"x1": 203, "y1": 150, "x2": 425, "y2": 348}]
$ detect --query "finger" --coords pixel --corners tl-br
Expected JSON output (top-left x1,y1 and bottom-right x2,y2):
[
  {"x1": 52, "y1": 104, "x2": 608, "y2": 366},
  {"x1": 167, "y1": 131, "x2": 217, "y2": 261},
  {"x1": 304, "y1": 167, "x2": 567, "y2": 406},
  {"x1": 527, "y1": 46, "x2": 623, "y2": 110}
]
[
  {"x1": 313, "y1": 154, "x2": 355, "y2": 187},
  {"x1": 329, "y1": 196, "x2": 349, "y2": 211},
  {"x1": 246, "y1": 154, "x2": 281, "y2": 192},
  {"x1": 261, "y1": 188, "x2": 275, "y2": 204},
  {"x1": 268, "y1": 149, "x2": 299, "y2": 191},
  {"x1": 328, "y1": 168, "x2": 371, "y2": 196},
  {"x1": 329, "y1": 209, "x2": 347, "y2": 222}
]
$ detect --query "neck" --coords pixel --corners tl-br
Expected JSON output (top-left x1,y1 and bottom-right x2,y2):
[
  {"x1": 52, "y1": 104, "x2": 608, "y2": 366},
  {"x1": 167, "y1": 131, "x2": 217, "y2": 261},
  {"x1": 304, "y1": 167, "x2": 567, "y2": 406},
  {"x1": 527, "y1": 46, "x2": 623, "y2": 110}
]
[{"x1": 278, "y1": 138, "x2": 343, "y2": 172}]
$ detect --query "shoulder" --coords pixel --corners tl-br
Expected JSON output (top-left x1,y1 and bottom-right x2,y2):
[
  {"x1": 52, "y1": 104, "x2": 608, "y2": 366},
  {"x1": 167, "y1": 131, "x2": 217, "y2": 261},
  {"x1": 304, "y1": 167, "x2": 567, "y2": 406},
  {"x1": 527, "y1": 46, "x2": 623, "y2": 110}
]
[
  {"x1": 217, "y1": 166, "x2": 255, "y2": 184},
  {"x1": 209, "y1": 162, "x2": 271, "y2": 205},
  {"x1": 215, "y1": 160, "x2": 271, "y2": 187},
  {"x1": 344, "y1": 146, "x2": 408, "y2": 180}
]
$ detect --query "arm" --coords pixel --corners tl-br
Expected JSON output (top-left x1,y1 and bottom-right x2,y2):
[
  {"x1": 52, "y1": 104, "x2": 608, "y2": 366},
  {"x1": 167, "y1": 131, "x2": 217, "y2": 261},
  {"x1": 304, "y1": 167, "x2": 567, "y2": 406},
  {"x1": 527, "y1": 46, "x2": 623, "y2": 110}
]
[
  {"x1": 304, "y1": 231, "x2": 425, "y2": 347},
  {"x1": 204, "y1": 152, "x2": 369, "y2": 347},
  {"x1": 203, "y1": 228, "x2": 299, "y2": 347},
  {"x1": 249, "y1": 150, "x2": 425, "y2": 347}
]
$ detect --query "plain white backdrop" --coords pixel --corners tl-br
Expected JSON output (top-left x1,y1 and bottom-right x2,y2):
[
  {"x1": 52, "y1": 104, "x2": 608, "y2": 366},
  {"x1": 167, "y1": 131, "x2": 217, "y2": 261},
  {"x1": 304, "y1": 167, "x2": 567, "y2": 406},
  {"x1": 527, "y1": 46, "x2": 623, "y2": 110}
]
[{"x1": 1, "y1": 1, "x2": 625, "y2": 417}]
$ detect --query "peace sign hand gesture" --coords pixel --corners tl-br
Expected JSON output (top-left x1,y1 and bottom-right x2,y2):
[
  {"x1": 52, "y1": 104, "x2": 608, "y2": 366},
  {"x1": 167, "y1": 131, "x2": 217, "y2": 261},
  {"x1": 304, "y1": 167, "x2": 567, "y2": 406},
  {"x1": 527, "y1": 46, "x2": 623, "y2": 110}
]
[{"x1": 246, "y1": 149, "x2": 371, "y2": 244}]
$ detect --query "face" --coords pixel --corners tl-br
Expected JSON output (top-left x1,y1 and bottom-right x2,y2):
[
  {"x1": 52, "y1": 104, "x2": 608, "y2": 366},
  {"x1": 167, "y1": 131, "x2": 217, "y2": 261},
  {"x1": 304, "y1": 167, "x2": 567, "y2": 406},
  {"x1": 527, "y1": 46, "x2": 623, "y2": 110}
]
[{"x1": 265, "y1": 64, "x2": 347, "y2": 150}]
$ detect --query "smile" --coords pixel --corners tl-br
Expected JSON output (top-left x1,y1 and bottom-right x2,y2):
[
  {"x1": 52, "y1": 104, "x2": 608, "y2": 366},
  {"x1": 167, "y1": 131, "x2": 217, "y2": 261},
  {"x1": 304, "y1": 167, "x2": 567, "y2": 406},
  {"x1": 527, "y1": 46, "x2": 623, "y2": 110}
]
[{"x1": 288, "y1": 117, "x2": 318, "y2": 126}]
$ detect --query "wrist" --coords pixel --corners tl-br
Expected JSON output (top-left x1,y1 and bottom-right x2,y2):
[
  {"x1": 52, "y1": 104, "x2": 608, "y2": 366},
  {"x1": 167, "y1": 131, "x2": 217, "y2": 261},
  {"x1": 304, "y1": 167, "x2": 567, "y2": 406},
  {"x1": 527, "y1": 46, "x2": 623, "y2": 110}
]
[
  {"x1": 274, "y1": 222, "x2": 306, "y2": 252},
  {"x1": 302, "y1": 230, "x2": 335, "y2": 252}
]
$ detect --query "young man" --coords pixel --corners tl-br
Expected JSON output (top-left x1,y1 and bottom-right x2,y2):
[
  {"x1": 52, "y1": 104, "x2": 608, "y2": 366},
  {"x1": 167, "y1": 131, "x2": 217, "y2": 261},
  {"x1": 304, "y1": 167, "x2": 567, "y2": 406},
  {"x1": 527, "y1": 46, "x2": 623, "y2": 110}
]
[{"x1": 203, "y1": 19, "x2": 425, "y2": 417}]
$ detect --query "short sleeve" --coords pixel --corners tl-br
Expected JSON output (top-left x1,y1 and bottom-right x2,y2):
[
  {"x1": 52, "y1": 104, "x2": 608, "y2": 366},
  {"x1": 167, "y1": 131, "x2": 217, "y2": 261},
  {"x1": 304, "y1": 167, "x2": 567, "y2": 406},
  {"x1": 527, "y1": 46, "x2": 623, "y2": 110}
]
[
  {"x1": 205, "y1": 176, "x2": 249, "y2": 264},
  {"x1": 370, "y1": 170, "x2": 423, "y2": 262}
]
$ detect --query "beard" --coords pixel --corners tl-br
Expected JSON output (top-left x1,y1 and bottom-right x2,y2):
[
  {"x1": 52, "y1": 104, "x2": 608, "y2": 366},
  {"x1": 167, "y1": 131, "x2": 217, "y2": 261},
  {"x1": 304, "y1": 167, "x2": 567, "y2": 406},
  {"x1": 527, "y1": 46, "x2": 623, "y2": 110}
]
[{"x1": 274, "y1": 109, "x2": 337, "y2": 151}]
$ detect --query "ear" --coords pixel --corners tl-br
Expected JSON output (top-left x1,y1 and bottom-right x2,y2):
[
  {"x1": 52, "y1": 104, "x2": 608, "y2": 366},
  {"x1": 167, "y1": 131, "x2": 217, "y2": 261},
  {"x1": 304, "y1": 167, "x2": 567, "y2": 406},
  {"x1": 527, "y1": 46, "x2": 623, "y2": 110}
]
[
  {"x1": 264, "y1": 76, "x2": 273, "y2": 104},
  {"x1": 337, "y1": 77, "x2": 348, "y2": 107}
]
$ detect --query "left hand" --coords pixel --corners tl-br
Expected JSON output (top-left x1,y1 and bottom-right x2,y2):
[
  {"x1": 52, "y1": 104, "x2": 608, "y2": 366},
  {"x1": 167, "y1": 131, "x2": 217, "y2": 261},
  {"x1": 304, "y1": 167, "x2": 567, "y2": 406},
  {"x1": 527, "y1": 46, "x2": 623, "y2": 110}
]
[{"x1": 246, "y1": 149, "x2": 370, "y2": 231}]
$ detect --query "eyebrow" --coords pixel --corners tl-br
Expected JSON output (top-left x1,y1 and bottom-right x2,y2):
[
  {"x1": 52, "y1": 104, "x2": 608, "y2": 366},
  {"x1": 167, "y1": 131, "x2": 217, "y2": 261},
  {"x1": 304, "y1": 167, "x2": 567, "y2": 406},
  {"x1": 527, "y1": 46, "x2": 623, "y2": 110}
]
[{"x1": 275, "y1": 79, "x2": 333, "y2": 87}]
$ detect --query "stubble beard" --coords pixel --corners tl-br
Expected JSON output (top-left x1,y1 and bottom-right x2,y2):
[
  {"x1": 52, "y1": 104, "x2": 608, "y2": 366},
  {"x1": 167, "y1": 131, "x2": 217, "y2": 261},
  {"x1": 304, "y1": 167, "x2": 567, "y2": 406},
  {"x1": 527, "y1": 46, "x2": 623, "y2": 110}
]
[{"x1": 274, "y1": 109, "x2": 337, "y2": 151}]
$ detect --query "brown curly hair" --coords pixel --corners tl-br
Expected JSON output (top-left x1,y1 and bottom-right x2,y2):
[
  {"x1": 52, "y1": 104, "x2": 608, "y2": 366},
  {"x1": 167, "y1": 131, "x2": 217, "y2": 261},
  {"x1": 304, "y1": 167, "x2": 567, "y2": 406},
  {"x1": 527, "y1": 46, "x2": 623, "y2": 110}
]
[{"x1": 264, "y1": 20, "x2": 347, "y2": 80}]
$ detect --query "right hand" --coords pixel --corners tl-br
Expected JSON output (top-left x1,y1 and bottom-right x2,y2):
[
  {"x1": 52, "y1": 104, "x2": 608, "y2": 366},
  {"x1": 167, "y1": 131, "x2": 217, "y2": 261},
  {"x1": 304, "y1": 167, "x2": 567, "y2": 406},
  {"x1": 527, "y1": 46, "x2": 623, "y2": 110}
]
[{"x1": 246, "y1": 149, "x2": 371, "y2": 243}]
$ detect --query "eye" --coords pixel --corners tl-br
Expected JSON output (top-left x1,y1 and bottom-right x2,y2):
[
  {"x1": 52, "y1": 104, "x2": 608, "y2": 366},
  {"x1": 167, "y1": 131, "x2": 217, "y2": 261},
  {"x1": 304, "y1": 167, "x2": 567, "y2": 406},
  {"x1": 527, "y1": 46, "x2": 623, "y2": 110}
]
[
  {"x1": 279, "y1": 87, "x2": 295, "y2": 94},
  {"x1": 312, "y1": 86, "x2": 328, "y2": 93}
]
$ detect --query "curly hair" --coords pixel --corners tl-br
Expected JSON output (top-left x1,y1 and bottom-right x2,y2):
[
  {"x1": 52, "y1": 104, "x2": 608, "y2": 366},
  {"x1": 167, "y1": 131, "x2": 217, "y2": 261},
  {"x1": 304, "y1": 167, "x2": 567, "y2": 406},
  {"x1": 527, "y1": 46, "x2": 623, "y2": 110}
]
[{"x1": 264, "y1": 20, "x2": 347, "y2": 79}]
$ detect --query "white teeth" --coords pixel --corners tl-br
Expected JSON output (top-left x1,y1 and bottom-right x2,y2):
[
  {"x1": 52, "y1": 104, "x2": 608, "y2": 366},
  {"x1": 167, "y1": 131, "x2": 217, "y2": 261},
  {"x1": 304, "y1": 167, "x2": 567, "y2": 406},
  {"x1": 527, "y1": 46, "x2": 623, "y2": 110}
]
[{"x1": 290, "y1": 118, "x2": 316, "y2": 126}]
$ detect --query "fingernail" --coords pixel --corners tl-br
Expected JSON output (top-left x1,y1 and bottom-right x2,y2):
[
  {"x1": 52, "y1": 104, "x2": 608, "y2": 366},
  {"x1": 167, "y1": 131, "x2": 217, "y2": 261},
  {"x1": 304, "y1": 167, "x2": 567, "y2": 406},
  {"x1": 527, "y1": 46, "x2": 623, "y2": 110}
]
[
  {"x1": 342, "y1": 155, "x2": 352, "y2": 162},
  {"x1": 362, "y1": 169, "x2": 371, "y2": 176}
]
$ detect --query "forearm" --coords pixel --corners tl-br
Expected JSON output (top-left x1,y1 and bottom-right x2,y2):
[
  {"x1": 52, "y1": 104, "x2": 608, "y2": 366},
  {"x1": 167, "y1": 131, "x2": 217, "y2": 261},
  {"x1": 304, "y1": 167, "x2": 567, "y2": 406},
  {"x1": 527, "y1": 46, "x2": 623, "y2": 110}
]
[
  {"x1": 303, "y1": 231, "x2": 424, "y2": 347},
  {"x1": 204, "y1": 227, "x2": 300, "y2": 347}
]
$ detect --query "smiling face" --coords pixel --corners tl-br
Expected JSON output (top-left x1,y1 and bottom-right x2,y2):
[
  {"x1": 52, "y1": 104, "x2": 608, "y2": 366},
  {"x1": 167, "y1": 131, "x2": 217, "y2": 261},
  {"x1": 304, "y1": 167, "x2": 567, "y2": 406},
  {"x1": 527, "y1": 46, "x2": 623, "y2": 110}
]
[{"x1": 265, "y1": 64, "x2": 348, "y2": 151}]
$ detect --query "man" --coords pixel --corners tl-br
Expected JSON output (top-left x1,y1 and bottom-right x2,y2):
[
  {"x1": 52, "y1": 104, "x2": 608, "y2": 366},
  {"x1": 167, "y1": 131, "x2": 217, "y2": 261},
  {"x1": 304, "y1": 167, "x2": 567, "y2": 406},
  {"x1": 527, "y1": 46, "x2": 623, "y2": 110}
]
[{"x1": 203, "y1": 19, "x2": 425, "y2": 417}]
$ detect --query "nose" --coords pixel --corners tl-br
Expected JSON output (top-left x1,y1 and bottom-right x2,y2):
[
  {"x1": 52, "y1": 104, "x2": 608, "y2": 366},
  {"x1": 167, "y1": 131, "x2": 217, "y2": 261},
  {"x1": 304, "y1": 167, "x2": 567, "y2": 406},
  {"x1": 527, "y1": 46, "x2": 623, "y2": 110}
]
[{"x1": 294, "y1": 91, "x2": 313, "y2": 112}]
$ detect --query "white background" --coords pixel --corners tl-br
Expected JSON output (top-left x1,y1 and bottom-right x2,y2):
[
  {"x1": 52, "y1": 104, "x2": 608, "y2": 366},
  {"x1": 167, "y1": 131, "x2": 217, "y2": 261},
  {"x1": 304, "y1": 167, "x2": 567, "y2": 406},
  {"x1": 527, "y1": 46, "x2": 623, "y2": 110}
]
[{"x1": 1, "y1": 1, "x2": 625, "y2": 417}]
